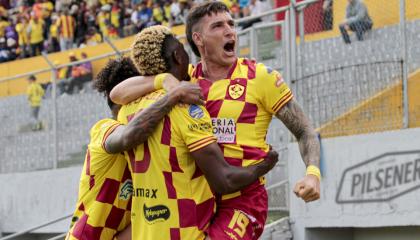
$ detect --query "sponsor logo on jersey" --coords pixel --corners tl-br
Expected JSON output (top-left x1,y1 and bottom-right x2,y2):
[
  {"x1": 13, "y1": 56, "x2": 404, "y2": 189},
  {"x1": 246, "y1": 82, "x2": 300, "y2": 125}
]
[
  {"x1": 119, "y1": 179, "x2": 133, "y2": 200},
  {"x1": 143, "y1": 204, "x2": 170, "y2": 224},
  {"x1": 188, "y1": 122, "x2": 212, "y2": 132},
  {"x1": 228, "y1": 83, "x2": 245, "y2": 100},
  {"x1": 133, "y1": 187, "x2": 158, "y2": 199},
  {"x1": 189, "y1": 104, "x2": 204, "y2": 119},
  {"x1": 211, "y1": 118, "x2": 236, "y2": 143}
]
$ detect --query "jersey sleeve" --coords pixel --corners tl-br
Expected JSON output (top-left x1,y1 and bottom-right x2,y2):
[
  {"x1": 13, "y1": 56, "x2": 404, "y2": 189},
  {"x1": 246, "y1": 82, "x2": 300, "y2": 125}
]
[
  {"x1": 170, "y1": 104, "x2": 216, "y2": 152},
  {"x1": 89, "y1": 119, "x2": 122, "y2": 155},
  {"x1": 255, "y1": 63, "x2": 294, "y2": 114}
]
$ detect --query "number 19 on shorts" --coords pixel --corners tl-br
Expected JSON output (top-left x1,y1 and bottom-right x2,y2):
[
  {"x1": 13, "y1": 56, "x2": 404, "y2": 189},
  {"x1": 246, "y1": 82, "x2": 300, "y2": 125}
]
[{"x1": 228, "y1": 210, "x2": 250, "y2": 238}]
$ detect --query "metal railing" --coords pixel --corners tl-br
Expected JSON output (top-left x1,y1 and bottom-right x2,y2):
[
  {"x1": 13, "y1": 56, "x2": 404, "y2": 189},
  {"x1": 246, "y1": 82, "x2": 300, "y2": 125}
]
[
  {"x1": 0, "y1": 214, "x2": 71, "y2": 240},
  {"x1": 295, "y1": 0, "x2": 418, "y2": 137}
]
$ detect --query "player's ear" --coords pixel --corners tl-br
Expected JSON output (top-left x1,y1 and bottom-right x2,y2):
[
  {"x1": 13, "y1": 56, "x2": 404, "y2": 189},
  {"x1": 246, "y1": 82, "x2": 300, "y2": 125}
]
[{"x1": 192, "y1": 32, "x2": 203, "y2": 49}]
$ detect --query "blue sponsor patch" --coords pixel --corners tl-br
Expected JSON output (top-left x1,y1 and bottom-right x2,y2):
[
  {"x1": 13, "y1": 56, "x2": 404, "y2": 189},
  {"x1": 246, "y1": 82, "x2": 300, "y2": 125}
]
[
  {"x1": 266, "y1": 66, "x2": 273, "y2": 74},
  {"x1": 188, "y1": 105, "x2": 204, "y2": 119}
]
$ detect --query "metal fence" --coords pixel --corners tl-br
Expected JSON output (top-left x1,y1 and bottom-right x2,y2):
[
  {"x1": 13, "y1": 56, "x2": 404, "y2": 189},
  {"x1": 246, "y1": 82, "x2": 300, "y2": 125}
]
[{"x1": 292, "y1": 0, "x2": 420, "y2": 137}]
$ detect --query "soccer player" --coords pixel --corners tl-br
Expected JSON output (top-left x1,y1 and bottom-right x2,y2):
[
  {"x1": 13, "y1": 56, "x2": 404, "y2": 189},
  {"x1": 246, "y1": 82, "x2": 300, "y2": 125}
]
[
  {"x1": 111, "y1": 3, "x2": 321, "y2": 239},
  {"x1": 66, "y1": 57, "x2": 206, "y2": 240},
  {"x1": 117, "y1": 25, "x2": 279, "y2": 240}
]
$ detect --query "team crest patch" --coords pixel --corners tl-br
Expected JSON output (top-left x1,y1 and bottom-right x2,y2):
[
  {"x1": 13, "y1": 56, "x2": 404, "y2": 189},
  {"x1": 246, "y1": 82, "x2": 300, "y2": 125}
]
[
  {"x1": 189, "y1": 105, "x2": 204, "y2": 119},
  {"x1": 228, "y1": 84, "x2": 245, "y2": 100},
  {"x1": 119, "y1": 179, "x2": 133, "y2": 200}
]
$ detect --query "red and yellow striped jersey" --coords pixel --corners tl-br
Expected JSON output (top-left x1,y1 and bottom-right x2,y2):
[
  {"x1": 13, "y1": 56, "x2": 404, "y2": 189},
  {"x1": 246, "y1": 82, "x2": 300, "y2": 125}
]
[
  {"x1": 58, "y1": 15, "x2": 75, "y2": 39},
  {"x1": 118, "y1": 89, "x2": 217, "y2": 240},
  {"x1": 191, "y1": 58, "x2": 293, "y2": 199},
  {"x1": 67, "y1": 119, "x2": 132, "y2": 240}
]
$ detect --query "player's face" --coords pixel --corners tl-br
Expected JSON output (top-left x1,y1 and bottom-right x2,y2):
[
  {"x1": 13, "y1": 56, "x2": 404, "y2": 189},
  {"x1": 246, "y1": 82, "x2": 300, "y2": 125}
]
[{"x1": 197, "y1": 12, "x2": 237, "y2": 67}]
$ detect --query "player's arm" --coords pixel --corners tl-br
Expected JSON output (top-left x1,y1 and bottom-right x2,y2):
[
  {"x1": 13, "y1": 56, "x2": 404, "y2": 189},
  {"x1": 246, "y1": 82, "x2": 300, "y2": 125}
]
[
  {"x1": 190, "y1": 144, "x2": 278, "y2": 194},
  {"x1": 275, "y1": 99, "x2": 321, "y2": 202},
  {"x1": 110, "y1": 74, "x2": 181, "y2": 105},
  {"x1": 105, "y1": 82, "x2": 204, "y2": 154}
]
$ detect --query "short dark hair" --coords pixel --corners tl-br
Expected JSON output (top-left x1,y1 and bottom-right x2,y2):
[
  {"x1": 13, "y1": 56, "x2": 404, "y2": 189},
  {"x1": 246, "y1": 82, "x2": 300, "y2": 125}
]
[
  {"x1": 28, "y1": 75, "x2": 36, "y2": 81},
  {"x1": 186, "y1": 1, "x2": 230, "y2": 57},
  {"x1": 94, "y1": 57, "x2": 139, "y2": 109}
]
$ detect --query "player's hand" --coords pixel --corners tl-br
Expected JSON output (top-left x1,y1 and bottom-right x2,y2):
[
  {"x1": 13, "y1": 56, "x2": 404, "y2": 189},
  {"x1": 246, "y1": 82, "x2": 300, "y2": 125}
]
[
  {"x1": 171, "y1": 82, "x2": 205, "y2": 106},
  {"x1": 261, "y1": 148, "x2": 279, "y2": 172},
  {"x1": 293, "y1": 175, "x2": 320, "y2": 202}
]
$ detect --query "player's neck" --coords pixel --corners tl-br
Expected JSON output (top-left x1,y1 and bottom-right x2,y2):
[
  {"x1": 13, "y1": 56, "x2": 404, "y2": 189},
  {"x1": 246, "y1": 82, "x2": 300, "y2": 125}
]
[{"x1": 201, "y1": 59, "x2": 233, "y2": 82}]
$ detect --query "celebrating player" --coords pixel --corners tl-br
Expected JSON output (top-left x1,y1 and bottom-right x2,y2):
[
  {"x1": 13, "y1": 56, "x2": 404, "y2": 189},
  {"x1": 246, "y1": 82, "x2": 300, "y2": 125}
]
[
  {"x1": 111, "y1": 2, "x2": 321, "y2": 239},
  {"x1": 66, "y1": 57, "x2": 206, "y2": 240},
  {"x1": 117, "y1": 25, "x2": 279, "y2": 240}
]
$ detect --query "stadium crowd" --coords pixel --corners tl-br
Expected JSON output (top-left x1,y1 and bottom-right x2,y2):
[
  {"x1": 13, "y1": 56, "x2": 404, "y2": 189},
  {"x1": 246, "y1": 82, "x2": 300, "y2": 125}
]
[{"x1": 0, "y1": 0, "x2": 271, "y2": 63}]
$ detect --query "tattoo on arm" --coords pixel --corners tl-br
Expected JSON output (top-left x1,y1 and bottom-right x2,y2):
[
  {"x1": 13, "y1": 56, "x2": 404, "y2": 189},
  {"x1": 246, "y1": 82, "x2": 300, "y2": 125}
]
[
  {"x1": 106, "y1": 94, "x2": 177, "y2": 153},
  {"x1": 275, "y1": 99, "x2": 320, "y2": 167}
]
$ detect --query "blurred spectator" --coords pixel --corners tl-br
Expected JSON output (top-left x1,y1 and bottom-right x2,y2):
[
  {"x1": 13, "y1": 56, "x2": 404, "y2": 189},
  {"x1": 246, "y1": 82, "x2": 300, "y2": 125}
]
[
  {"x1": 239, "y1": 0, "x2": 270, "y2": 29},
  {"x1": 0, "y1": 0, "x2": 204, "y2": 63},
  {"x1": 26, "y1": 75, "x2": 44, "y2": 131},
  {"x1": 111, "y1": 1, "x2": 122, "y2": 36},
  {"x1": 82, "y1": 27, "x2": 103, "y2": 47},
  {"x1": 122, "y1": 0, "x2": 135, "y2": 36},
  {"x1": 131, "y1": 2, "x2": 152, "y2": 32},
  {"x1": 28, "y1": 14, "x2": 45, "y2": 56},
  {"x1": 74, "y1": 2, "x2": 88, "y2": 46},
  {"x1": 230, "y1": 3, "x2": 241, "y2": 19},
  {"x1": 152, "y1": 2, "x2": 167, "y2": 25},
  {"x1": 15, "y1": 16, "x2": 30, "y2": 58},
  {"x1": 107, "y1": 23, "x2": 119, "y2": 39},
  {"x1": 339, "y1": 0, "x2": 373, "y2": 44},
  {"x1": 238, "y1": 0, "x2": 250, "y2": 16},
  {"x1": 48, "y1": 14, "x2": 60, "y2": 52},
  {"x1": 58, "y1": 9, "x2": 75, "y2": 50},
  {"x1": 0, "y1": 16, "x2": 9, "y2": 38},
  {"x1": 41, "y1": 0, "x2": 54, "y2": 36},
  {"x1": 67, "y1": 52, "x2": 93, "y2": 94},
  {"x1": 322, "y1": 0, "x2": 333, "y2": 30},
  {"x1": 170, "y1": 0, "x2": 182, "y2": 26},
  {"x1": 98, "y1": 4, "x2": 111, "y2": 38},
  {"x1": 32, "y1": 0, "x2": 43, "y2": 19},
  {"x1": 0, "y1": 37, "x2": 12, "y2": 62}
]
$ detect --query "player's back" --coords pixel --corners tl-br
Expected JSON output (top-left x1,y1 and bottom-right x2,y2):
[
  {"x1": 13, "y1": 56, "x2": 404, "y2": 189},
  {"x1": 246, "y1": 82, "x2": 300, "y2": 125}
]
[
  {"x1": 118, "y1": 89, "x2": 217, "y2": 240},
  {"x1": 67, "y1": 119, "x2": 132, "y2": 240}
]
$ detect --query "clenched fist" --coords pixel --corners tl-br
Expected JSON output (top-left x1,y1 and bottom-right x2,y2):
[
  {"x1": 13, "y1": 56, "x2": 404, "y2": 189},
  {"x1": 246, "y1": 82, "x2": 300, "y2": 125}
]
[{"x1": 293, "y1": 175, "x2": 320, "y2": 202}]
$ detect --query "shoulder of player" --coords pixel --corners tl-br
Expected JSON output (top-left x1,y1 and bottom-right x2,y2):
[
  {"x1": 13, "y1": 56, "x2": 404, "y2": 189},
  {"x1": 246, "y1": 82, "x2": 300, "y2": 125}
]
[
  {"x1": 118, "y1": 89, "x2": 167, "y2": 120},
  {"x1": 90, "y1": 118, "x2": 119, "y2": 138},
  {"x1": 169, "y1": 104, "x2": 210, "y2": 121}
]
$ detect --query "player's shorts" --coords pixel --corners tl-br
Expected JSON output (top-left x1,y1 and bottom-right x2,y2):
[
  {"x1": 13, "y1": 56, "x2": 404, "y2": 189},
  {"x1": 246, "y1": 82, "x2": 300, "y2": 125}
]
[{"x1": 207, "y1": 179, "x2": 268, "y2": 240}]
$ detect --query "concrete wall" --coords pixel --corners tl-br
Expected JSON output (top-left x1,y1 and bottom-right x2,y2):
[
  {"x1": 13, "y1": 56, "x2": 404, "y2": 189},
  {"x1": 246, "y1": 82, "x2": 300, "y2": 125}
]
[
  {"x1": 288, "y1": 128, "x2": 420, "y2": 240},
  {"x1": 0, "y1": 166, "x2": 81, "y2": 234}
]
